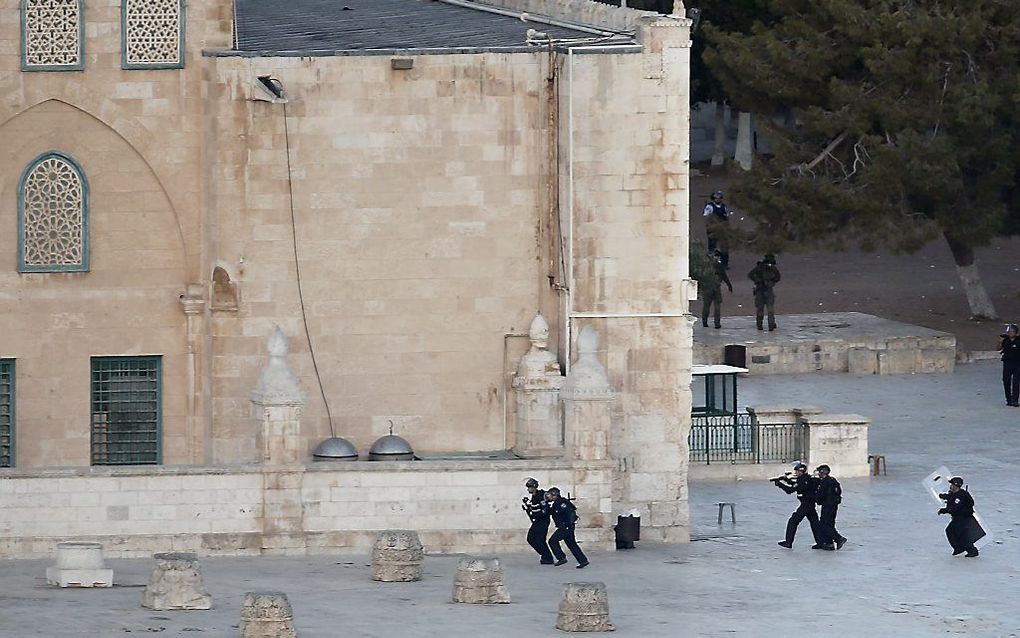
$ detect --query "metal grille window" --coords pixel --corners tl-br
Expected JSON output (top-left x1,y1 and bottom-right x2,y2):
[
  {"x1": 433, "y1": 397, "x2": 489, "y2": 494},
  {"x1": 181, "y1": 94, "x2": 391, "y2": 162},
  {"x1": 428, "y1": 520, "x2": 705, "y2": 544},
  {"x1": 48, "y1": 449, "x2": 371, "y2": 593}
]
[
  {"x1": 0, "y1": 360, "x2": 14, "y2": 467},
  {"x1": 91, "y1": 356, "x2": 161, "y2": 465}
]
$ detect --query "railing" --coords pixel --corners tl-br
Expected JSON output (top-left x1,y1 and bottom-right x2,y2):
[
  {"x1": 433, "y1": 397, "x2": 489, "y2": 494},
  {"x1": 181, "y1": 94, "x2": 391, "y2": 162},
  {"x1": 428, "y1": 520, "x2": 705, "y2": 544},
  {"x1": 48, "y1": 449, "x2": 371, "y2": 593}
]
[{"x1": 689, "y1": 414, "x2": 806, "y2": 465}]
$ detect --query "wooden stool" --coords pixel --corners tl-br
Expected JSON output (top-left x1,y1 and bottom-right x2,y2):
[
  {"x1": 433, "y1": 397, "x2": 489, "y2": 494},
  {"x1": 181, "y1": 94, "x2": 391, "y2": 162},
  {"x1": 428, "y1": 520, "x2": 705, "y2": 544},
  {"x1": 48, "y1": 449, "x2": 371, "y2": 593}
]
[
  {"x1": 716, "y1": 502, "x2": 736, "y2": 525},
  {"x1": 868, "y1": 454, "x2": 887, "y2": 476}
]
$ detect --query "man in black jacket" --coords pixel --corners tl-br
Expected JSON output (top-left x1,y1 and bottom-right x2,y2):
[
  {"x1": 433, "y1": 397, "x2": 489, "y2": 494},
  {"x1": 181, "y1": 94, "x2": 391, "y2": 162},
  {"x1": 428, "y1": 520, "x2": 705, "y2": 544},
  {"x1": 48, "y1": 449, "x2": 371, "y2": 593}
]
[
  {"x1": 815, "y1": 465, "x2": 847, "y2": 551},
  {"x1": 939, "y1": 476, "x2": 984, "y2": 557},
  {"x1": 522, "y1": 478, "x2": 554, "y2": 564},
  {"x1": 545, "y1": 487, "x2": 589, "y2": 568},
  {"x1": 773, "y1": 463, "x2": 821, "y2": 549},
  {"x1": 1001, "y1": 323, "x2": 1020, "y2": 406}
]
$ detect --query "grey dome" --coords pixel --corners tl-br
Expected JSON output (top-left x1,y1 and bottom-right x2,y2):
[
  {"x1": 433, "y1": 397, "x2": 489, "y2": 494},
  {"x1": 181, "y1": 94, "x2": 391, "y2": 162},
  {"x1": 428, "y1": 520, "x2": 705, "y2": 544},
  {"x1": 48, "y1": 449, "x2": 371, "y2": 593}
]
[
  {"x1": 368, "y1": 434, "x2": 414, "y2": 461},
  {"x1": 312, "y1": 437, "x2": 359, "y2": 461}
]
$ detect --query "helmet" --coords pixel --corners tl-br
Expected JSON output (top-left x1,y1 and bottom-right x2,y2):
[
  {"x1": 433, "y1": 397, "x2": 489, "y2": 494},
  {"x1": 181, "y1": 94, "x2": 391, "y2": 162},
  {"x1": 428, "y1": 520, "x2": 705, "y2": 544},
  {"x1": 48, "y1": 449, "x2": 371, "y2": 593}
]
[
  {"x1": 525, "y1": 478, "x2": 539, "y2": 488},
  {"x1": 711, "y1": 190, "x2": 723, "y2": 199},
  {"x1": 763, "y1": 253, "x2": 777, "y2": 265},
  {"x1": 816, "y1": 464, "x2": 831, "y2": 474},
  {"x1": 547, "y1": 486, "x2": 561, "y2": 496},
  {"x1": 1006, "y1": 323, "x2": 1019, "y2": 334},
  {"x1": 949, "y1": 477, "x2": 964, "y2": 486},
  {"x1": 793, "y1": 463, "x2": 807, "y2": 472}
]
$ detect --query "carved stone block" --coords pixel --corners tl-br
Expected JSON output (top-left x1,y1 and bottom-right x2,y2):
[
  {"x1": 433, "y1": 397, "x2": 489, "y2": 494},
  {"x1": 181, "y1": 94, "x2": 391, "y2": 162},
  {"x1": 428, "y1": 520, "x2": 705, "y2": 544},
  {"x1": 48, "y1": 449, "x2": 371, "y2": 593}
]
[
  {"x1": 371, "y1": 529, "x2": 424, "y2": 582},
  {"x1": 46, "y1": 542, "x2": 113, "y2": 588},
  {"x1": 452, "y1": 557, "x2": 511, "y2": 604},
  {"x1": 141, "y1": 552, "x2": 212, "y2": 610},
  {"x1": 555, "y1": 582, "x2": 615, "y2": 632},
  {"x1": 240, "y1": 591, "x2": 297, "y2": 638}
]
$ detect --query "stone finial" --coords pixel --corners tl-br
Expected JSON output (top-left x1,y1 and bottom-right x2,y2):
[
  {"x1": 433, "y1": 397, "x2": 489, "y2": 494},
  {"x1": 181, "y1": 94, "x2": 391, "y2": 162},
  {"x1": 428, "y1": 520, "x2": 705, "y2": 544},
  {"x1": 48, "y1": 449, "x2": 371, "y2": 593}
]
[
  {"x1": 562, "y1": 326, "x2": 613, "y2": 401},
  {"x1": 251, "y1": 326, "x2": 305, "y2": 406},
  {"x1": 371, "y1": 529, "x2": 424, "y2": 582},
  {"x1": 555, "y1": 582, "x2": 615, "y2": 632},
  {"x1": 141, "y1": 552, "x2": 212, "y2": 610},
  {"x1": 240, "y1": 592, "x2": 297, "y2": 638},
  {"x1": 452, "y1": 557, "x2": 511, "y2": 604},
  {"x1": 516, "y1": 312, "x2": 561, "y2": 381}
]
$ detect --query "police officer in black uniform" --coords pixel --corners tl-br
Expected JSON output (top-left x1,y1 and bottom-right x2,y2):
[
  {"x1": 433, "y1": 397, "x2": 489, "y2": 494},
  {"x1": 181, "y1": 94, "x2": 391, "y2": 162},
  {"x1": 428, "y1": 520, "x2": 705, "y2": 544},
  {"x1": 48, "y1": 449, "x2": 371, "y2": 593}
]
[
  {"x1": 522, "y1": 478, "x2": 554, "y2": 564},
  {"x1": 938, "y1": 476, "x2": 984, "y2": 557},
  {"x1": 773, "y1": 463, "x2": 821, "y2": 549},
  {"x1": 815, "y1": 464, "x2": 847, "y2": 550},
  {"x1": 703, "y1": 190, "x2": 731, "y2": 270},
  {"x1": 1000, "y1": 323, "x2": 1020, "y2": 406},
  {"x1": 545, "y1": 487, "x2": 589, "y2": 568}
]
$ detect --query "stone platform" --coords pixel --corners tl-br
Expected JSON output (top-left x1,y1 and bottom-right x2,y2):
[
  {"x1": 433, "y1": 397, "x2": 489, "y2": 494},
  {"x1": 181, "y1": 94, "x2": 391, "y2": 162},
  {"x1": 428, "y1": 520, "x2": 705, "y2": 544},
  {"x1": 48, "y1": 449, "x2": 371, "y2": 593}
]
[{"x1": 694, "y1": 312, "x2": 956, "y2": 375}]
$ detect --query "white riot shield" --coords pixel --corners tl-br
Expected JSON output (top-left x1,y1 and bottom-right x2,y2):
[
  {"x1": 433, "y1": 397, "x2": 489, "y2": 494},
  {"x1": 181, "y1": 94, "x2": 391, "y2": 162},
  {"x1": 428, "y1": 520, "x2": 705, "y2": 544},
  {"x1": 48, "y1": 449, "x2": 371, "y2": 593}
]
[{"x1": 922, "y1": 466, "x2": 993, "y2": 548}]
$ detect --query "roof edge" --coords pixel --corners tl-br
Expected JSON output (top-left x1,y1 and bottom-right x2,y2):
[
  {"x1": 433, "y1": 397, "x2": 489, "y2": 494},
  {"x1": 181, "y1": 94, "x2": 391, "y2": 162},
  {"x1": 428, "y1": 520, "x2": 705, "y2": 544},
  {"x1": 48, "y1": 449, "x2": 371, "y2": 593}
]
[{"x1": 465, "y1": 0, "x2": 663, "y2": 33}]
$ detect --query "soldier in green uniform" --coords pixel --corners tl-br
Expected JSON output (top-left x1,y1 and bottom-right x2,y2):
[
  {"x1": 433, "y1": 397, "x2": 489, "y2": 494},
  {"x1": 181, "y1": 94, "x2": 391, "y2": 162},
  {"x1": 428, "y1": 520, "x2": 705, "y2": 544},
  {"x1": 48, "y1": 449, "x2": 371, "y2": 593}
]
[{"x1": 691, "y1": 243, "x2": 733, "y2": 329}]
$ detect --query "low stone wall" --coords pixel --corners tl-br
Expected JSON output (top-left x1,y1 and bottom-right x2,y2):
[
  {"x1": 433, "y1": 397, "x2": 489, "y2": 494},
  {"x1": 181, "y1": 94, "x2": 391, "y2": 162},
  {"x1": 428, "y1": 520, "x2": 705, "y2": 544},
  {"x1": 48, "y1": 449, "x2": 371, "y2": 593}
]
[
  {"x1": 0, "y1": 460, "x2": 614, "y2": 559},
  {"x1": 693, "y1": 313, "x2": 956, "y2": 375},
  {"x1": 689, "y1": 406, "x2": 870, "y2": 481}
]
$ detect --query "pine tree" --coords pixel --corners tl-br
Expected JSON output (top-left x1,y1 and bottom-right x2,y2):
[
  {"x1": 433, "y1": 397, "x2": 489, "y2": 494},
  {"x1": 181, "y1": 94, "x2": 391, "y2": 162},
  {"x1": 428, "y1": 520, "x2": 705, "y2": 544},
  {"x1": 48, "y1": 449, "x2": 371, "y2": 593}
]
[{"x1": 703, "y1": 0, "x2": 1020, "y2": 319}]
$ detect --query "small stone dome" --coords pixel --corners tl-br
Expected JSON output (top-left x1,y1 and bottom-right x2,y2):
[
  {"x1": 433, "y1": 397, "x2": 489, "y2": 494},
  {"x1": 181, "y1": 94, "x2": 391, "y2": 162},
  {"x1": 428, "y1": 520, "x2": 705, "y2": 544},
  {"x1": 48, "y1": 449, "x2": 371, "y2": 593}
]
[
  {"x1": 368, "y1": 434, "x2": 414, "y2": 461},
  {"x1": 312, "y1": 437, "x2": 359, "y2": 461}
]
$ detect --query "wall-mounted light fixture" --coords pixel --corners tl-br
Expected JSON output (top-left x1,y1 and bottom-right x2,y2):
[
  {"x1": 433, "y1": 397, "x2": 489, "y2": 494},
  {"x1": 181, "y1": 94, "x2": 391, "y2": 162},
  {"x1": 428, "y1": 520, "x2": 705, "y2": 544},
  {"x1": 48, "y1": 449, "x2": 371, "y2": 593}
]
[{"x1": 253, "y1": 75, "x2": 288, "y2": 103}]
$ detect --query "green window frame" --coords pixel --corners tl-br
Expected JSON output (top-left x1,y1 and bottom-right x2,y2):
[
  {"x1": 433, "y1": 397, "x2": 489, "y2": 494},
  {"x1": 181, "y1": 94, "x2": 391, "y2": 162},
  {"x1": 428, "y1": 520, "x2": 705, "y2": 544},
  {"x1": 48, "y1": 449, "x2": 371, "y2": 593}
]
[
  {"x1": 0, "y1": 360, "x2": 14, "y2": 468},
  {"x1": 91, "y1": 356, "x2": 162, "y2": 465},
  {"x1": 20, "y1": 0, "x2": 86, "y2": 72},
  {"x1": 120, "y1": 0, "x2": 186, "y2": 70},
  {"x1": 18, "y1": 151, "x2": 90, "y2": 273}
]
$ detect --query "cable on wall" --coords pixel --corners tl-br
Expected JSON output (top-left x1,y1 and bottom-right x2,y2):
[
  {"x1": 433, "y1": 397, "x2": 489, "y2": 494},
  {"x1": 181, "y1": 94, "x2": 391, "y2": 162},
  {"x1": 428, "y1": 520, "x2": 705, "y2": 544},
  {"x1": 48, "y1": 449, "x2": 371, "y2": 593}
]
[{"x1": 282, "y1": 101, "x2": 337, "y2": 438}]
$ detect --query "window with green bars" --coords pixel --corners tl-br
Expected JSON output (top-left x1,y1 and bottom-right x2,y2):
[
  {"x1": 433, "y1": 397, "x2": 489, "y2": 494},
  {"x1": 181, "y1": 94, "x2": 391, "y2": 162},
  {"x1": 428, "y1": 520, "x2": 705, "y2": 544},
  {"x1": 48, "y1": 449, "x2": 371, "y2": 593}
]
[
  {"x1": 91, "y1": 356, "x2": 161, "y2": 465},
  {"x1": 0, "y1": 359, "x2": 14, "y2": 468}
]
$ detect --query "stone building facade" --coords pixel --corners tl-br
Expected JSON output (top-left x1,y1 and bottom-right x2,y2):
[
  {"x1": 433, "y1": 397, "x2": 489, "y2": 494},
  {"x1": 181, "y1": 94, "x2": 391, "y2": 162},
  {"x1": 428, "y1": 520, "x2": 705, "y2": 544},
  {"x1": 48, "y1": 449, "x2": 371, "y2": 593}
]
[{"x1": 0, "y1": 0, "x2": 695, "y2": 553}]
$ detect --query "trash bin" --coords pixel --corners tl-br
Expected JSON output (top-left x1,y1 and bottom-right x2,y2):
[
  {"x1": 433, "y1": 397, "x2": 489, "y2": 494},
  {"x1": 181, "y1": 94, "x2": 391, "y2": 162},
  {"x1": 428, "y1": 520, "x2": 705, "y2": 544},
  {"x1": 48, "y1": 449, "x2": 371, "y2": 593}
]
[
  {"x1": 615, "y1": 515, "x2": 641, "y2": 550},
  {"x1": 723, "y1": 344, "x2": 746, "y2": 368}
]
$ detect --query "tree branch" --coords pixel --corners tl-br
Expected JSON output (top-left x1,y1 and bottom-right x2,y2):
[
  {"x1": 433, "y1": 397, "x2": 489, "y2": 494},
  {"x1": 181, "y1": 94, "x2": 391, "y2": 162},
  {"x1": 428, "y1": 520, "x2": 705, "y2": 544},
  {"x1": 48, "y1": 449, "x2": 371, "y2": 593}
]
[{"x1": 793, "y1": 131, "x2": 848, "y2": 175}]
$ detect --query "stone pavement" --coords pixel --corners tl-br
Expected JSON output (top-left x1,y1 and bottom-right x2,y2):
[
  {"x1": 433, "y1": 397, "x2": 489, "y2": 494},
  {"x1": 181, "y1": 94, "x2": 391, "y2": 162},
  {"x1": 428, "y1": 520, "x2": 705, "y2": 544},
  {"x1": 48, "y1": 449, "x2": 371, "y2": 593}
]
[{"x1": 1, "y1": 361, "x2": 1018, "y2": 637}]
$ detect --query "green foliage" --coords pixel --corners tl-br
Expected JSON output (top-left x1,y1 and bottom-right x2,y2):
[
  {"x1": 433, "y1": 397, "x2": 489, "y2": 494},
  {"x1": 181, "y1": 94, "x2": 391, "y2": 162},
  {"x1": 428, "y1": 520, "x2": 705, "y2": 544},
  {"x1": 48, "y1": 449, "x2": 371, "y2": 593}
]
[
  {"x1": 689, "y1": 0, "x2": 773, "y2": 104},
  {"x1": 703, "y1": 0, "x2": 1020, "y2": 256}
]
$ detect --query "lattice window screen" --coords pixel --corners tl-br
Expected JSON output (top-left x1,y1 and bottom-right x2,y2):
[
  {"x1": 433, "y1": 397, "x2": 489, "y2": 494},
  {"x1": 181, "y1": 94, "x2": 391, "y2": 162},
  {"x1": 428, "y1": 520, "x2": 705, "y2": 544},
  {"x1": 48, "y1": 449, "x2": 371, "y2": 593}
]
[
  {"x1": 123, "y1": 0, "x2": 183, "y2": 68},
  {"x1": 21, "y1": 0, "x2": 83, "y2": 70},
  {"x1": 19, "y1": 153, "x2": 88, "y2": 272}
]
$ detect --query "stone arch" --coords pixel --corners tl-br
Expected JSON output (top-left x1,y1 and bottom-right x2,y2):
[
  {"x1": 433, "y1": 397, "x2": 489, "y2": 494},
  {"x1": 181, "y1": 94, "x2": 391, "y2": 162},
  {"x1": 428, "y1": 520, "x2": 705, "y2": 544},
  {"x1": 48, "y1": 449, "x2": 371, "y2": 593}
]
[
  {"x1": 211, "y1": 265, "x2": 239, "y2": 311},
  {"x1": 0, "y1": 97, "x2": 193, "y2": 278}
]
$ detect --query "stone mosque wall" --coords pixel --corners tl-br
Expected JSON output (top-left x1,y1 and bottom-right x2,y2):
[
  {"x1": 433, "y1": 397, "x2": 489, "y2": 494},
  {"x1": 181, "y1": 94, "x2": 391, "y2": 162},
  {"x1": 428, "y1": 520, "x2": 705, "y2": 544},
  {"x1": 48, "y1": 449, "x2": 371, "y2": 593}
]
[{"x1": 0, "y1": 0, "x2": 694, "y2": 550}]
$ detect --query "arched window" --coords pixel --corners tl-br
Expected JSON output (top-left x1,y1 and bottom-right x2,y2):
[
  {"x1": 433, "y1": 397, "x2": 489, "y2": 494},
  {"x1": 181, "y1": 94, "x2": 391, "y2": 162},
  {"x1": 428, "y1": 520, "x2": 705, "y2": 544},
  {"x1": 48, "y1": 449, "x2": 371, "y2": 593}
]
[
  {"x1": 21, "y1": 0, "x2": 85, "y2": 71},
  {"x1": 122, "y1": 0, "x2": 185, "y2": 69},
  {"x1": 18, "y1": 152, "x2": 90, "y2": 273}
]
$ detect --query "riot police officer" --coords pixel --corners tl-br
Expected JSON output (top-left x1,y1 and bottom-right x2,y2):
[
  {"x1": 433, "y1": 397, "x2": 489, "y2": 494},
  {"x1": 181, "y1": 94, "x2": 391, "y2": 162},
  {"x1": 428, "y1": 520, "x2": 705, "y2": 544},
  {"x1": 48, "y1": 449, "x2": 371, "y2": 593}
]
[
  {"x1": 522, "y1": 478, "x2": 554, "y2": 564},
  {"x1": 545, "y1": 487, "x2": 589, "y2": 568},
  {"x1": 815, "y1": 464, "x2": 847, "y2": 550},
  {"x1": 748, "y1": 254, "x2": 781, "y2": 331},
  {"x1": 938, "y1": 476, "x2": 984, "y2": 557},
  {"x1": 772, "y1": 463, "x2": 821, "y2": 549}
]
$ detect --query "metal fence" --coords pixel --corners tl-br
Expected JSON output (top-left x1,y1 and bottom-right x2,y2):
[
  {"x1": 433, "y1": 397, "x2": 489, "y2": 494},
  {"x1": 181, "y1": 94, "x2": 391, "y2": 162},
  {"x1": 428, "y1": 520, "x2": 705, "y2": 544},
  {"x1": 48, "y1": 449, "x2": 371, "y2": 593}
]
[{"x1": 689, "y1": 414, "x2": 806, "y2": 464}]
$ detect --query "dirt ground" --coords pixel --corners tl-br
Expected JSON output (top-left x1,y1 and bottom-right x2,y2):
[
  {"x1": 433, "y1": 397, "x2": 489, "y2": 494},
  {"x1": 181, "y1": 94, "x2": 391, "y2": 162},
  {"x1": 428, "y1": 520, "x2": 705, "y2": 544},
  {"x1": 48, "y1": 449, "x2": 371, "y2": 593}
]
[{"x1": 690, "y1": 168, "x2": 1020, "y2": 353}]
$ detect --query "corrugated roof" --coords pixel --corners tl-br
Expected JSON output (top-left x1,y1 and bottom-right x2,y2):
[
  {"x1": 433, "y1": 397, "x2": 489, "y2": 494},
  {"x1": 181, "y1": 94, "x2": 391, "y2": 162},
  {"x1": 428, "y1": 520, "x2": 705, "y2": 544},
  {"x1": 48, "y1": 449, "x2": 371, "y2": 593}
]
[{"x1": 233, "y1": 0, "x2": 615, "y2": 54}]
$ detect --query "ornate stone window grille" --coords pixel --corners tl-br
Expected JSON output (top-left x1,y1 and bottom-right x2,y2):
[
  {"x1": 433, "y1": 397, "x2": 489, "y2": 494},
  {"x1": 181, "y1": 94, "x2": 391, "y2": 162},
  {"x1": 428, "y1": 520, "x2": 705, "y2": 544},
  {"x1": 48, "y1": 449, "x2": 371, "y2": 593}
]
[
  {"x1": 17, "y1": 152, "x2": 90, "y2": 273},
  {"x1": 20, "y1": 0, "x2": 85, "y2": 71},
  {"x1": 121, "y1": 0, "x2": 185, "y2": 69}
]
